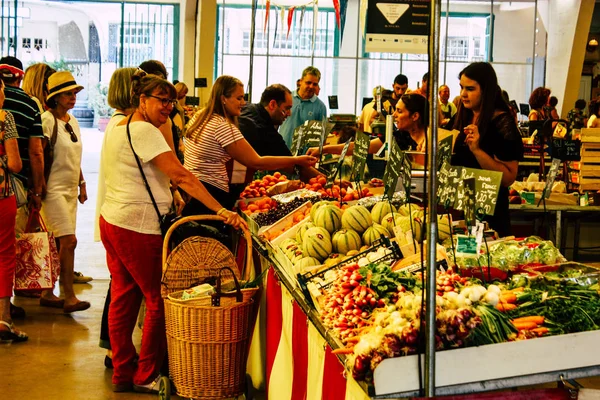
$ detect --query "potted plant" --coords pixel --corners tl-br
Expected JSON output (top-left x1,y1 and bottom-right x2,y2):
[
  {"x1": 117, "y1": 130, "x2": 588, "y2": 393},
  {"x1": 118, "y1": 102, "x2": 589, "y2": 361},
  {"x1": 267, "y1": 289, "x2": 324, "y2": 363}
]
[{"x1": 88, "y1": 83, "x2": 113, "y2": 131}]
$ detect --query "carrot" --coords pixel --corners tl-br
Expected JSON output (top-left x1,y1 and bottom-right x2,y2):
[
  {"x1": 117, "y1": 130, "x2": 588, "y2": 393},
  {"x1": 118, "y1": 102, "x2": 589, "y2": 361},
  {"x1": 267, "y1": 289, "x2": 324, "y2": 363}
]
[
  {"x1": 531, "y1": 327, "x2": 549, "y2": 336},
  {"x1": 512, "y1": 321, "x2": 538, "y2": 331},
  {"x1": 345, "y1": 336, "x2": 362, "y2": 344},
  {"x1": 500, "y1": 293, "x2": 517, "y2": 304},
  {"x1": 509, "y1": 287, "x2": 525, "y2": 293},
  {"x1": 511, "y1": 316, "x2": 545, "y2": 325},
  {"x1": 332, "y1": 347, "x2": 355, "y2": 355},
  {"x1": 495, "y1": 302, "x2": 517, "y2": 312}
]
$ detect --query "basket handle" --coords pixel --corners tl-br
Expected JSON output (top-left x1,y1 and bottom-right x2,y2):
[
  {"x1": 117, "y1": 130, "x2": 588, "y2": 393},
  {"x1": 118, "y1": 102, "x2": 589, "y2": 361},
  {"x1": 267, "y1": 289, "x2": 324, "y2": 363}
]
[
  {"x1": 211, "y1": 266, "x2": 243, "y2": 306},
  {"x1": 161, "y1": 214, "x2": 253, "y2": 281}
]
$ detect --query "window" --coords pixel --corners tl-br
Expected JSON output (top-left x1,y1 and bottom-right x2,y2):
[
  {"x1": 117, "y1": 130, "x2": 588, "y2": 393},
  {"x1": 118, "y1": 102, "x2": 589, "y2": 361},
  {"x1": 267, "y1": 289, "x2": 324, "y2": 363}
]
[
  {"x1": 34, "y1": 38, "x2": 43, "y2": 51},
  {"x1": 22, "y1": 38, "x2": 30, "y2": 49},
  {"x1": 447, "y1": 37, "x2": 469, "y2": 59}
]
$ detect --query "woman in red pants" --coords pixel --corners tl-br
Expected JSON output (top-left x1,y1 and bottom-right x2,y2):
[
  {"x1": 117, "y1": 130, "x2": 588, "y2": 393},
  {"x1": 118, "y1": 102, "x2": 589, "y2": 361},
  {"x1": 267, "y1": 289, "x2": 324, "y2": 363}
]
[
  {"x1": 99, "y1": 71, "x2": 246, "y2": 393},
  {"x1": 0, "y1": 78, "x2": 26, "y2": 343}
]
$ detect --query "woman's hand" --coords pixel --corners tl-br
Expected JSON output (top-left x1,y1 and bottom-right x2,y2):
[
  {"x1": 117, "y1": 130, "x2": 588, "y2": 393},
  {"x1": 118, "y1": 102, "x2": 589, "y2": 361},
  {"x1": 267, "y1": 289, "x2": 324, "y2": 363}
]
[
  {"x1": 221, "y1": 210, "x2": 248, "y2": 230},
  {"x1": 464, "y1": 124, "x2": 481, "y2": 153},
  {"x1": 306, "y1": 147, "x2": 321, "y2": 158},
  {"x1": 78, "y1": 184, "x2": 88, "y2": 204},
  {"x1": 295, "y1": 155, "x2": 318, "y2": 167},
  {"x1": 172, "y1": 189, "x2": 186, "y2": 216}
]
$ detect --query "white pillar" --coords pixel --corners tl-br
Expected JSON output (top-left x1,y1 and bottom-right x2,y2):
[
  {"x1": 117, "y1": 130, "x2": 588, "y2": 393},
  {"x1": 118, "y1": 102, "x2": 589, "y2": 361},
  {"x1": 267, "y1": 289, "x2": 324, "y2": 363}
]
[{"x1": 546, "y1": 0, "x2": 595, "y2": 116}]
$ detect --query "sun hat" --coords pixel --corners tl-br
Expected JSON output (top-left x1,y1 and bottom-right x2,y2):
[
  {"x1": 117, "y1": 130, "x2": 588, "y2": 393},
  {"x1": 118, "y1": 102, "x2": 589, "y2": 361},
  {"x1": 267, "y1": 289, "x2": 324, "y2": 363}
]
[
  {"x1": 0, "y1": 56, "x2": 24, "y2": 79},
  {"x1": 46, "y1": 71, "x2": 84, "y2": 101}
]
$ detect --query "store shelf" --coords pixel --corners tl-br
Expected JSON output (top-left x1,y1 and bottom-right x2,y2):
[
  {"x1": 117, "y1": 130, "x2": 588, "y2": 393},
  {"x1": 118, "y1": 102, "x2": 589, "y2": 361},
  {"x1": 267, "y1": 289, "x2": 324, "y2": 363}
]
[{"x1": 373, "y1": 330, "x2": 600, "y2": 398}]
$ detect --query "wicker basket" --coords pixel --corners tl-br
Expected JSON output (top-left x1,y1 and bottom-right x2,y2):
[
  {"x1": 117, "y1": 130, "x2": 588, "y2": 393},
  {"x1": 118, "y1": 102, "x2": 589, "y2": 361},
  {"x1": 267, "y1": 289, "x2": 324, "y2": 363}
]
[{"x1": 162, "y1": 216, "x2": 259, "y2": 400}]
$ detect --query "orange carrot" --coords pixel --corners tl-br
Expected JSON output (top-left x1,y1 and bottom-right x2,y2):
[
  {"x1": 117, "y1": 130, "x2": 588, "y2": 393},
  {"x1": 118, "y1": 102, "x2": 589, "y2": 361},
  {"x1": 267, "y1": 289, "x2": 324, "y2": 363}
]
[
  {"x1": 345, "y1": 336, "x2": 362, "y2": 343},
  {"x1": 500, "y1": 293, "x2": 517, "y2": 304},
  {"x1": 332, "y1": 347, "x2": 355, "y2": 355},
  {"x1": 509, "y1": 287, "x2": 525, "y2": 293},
  {"x1": 531, "y1": 327, "x2": 549, "y2": 336},
  {"x1": 495, "y1": 302, "x2": 517, "y2": 312},
  {"x1": 511, "y1": 316, "x2": 545, "y2": 325},
  {"x1": 512, "y1": 321, "x2": 538, "y2": 331}
]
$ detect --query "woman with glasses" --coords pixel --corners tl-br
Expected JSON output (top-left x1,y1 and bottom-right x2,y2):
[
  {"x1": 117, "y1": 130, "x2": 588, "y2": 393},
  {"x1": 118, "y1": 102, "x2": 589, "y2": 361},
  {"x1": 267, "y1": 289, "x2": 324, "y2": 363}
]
[{"x1": 40, "y1": 71, "x2": 90, "y2": 313}]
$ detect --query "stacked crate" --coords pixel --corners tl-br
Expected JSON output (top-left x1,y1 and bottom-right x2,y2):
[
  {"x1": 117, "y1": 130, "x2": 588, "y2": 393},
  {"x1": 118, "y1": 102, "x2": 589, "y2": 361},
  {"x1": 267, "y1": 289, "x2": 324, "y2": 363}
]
[{"x1": 572, "y1": 129, "x2": 600, "y2": 191}]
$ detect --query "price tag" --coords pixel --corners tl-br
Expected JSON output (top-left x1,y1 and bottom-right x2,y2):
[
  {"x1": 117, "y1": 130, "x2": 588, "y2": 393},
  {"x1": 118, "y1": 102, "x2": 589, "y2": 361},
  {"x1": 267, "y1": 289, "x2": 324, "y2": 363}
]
[
  {"x1": 303, "y1": 120, "x2": 333, "y2": 150},
  {"x1": 351, "y1": 130, "x2": 370, "y2": 182},
  {"x1": 383, "y1": 139, "x2": 406, "y2": 199},
  {"x1": 400, "y1": 151, "x2": 412, "y2": 197},
  {"x1": 455, "y1": 234, "x2": 478, "y2": 256},
  {"x1": 473, "y1": 169, "x2": 502, "y2": 215},
  {"x1": 437, "y1": 163, "x2": 461, "y2": 208},
  {"x1": 463, "y1": 177, "x2": 476, "y2": 227},
  {"x1": 437, "y1": 134, "x2": 453, "y2": 170},
  {"x1": 550, "y1": 138, "x2": 581, "y2": 161},
  {"x1": 290, "y1": 125, "x2": 305, "y2": 156},
  {"x1": 543, "y1": 158, "x2": 562, "y2": 199},
  {"x1": 326, "y1": 140, "x2": 352, "y2": 187}
]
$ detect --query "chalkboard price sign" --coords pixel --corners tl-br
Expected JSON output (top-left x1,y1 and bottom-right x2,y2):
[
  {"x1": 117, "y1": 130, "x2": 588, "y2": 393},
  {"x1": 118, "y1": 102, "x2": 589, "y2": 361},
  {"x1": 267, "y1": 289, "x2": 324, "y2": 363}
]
[
  {"x1": 550, "y1": 138, "x2": 581, "y2": 161},
  {"x1": 351, "y1": 131, "x2": 370, "y2": 182},
  {"x1": 383, "y1": 139, "x2": 406, "y2": 199},
  {"x1": 326, "y1": 140, "x2": 352, "y2": 187},
  {"x1": 290, "y1": 126, "x2": 306, "y2": 156},
  {"x1": 437, "y1": 134, "x2": 453, "y2": 170},
  {"x1": 437, "y1": 162, "x2": 460, "y2": 208},
  {"x1": 473, "y1": 169, "x2": 502, "y2": 215},
  {"x1": 463, "y1": 178, "x2": 476, "y2": 226}
]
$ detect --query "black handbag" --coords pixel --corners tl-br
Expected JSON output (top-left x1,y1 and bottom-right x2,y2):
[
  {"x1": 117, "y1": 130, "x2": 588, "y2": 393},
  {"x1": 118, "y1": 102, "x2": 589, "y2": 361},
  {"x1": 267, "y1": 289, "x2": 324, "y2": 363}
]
[{"x1": 125, "y1": 115, "x2": 180, "y2": 237}]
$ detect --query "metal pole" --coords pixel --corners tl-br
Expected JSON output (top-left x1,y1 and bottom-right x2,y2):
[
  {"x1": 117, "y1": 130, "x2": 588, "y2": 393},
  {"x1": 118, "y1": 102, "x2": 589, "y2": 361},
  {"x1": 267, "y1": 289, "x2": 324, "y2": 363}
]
[
  {"x1": 443, "y1": 0, "x2": 449, "y2": 84},
  {"x1": 531, "y1": 0, "x2": 539, "y2": 93},
  {"x1": 425, "y1": 0, "x2": 441, "y2": 396}
]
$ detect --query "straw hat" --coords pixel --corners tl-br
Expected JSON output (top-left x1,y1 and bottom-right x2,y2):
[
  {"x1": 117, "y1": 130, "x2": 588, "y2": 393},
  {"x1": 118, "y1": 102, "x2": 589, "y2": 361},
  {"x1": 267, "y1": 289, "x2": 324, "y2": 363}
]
[{"x1": 46, "y1": 71, "x2": 84, "y2": 101}]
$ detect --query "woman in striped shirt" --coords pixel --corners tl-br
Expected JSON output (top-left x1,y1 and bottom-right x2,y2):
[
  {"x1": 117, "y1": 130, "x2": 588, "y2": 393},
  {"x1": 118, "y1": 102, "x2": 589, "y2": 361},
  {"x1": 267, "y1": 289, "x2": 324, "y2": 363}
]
[{"x1": 183, "y1": 75, "x2": 317, "y2": 216}]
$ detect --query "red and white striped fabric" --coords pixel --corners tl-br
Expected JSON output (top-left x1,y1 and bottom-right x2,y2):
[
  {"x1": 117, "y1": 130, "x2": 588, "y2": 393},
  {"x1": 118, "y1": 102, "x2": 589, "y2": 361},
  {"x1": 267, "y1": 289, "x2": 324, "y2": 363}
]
[{"x1": 265, "y1": 268, "x2": 370, "y2": 400}]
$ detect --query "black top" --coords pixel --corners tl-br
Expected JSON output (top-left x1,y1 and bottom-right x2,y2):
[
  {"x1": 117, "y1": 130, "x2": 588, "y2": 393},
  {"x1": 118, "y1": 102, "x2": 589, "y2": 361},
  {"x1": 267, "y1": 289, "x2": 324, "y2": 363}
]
[
  {"x1": 238, "y1": 103, "x2": 291, "y2": 157},
  {"x1": 451, "y1": 112, "x2": 524, "y2": 237},
  {"x1": 373, "y1": 128, "x2": 418, "y2": 151}
]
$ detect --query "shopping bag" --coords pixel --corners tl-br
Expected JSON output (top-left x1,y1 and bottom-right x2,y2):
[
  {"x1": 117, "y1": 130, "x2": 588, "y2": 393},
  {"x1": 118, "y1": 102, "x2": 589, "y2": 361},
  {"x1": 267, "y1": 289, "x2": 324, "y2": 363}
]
[{"x1": 14, "y1": 210, "x2": 60, "y2": 291}]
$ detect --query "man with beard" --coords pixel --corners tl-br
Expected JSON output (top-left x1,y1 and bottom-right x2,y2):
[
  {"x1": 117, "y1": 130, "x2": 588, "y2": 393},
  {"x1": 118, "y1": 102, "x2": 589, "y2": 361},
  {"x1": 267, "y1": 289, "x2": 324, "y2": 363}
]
[{"x1": 279, "y1": 66, "x2": 327, "y2": 149}]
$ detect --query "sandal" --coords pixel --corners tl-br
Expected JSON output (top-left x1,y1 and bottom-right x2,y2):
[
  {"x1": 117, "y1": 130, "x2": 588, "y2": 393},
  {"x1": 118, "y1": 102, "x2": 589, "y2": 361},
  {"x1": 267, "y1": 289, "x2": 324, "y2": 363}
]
[{"x1": 0, "y1": 320, "x2": 28, "y2": 343}]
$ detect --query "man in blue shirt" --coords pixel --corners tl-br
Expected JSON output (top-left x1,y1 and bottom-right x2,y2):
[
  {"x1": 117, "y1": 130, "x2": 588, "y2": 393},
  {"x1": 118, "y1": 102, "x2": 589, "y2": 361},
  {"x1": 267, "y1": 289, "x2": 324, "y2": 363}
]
[{"x1": 279, "y1": 66, "x2": 327, "y2": 149}]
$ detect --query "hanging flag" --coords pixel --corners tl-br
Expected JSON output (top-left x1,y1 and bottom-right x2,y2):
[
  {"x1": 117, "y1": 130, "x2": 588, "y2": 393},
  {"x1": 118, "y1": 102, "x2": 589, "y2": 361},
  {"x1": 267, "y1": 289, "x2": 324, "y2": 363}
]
[
  {"x1": 312, "y1": 2, "x2": 318, "y2": 52},
  {"x1": 280, "y1": 6, "x2": 285, "y2": 44},
  {"x1": 340, "y1": 0, "x2": 348, "y2": 43},
  {"x1": 264, "y1": 0, "x2": 270, "y2": 34},
  {"x1": 333, "y1": 0, "x2": 341, "y2": 28},
  {"x1": 286, "y1": 7, "x2": 295, "y2": 39},
  {"x1": 273, "y1": 5, "x2": 279, "y2": 45},
  {"x1": 359, "y1": 0, "x2": 368, "y2": 39},
  {"x1": 299, "y1": 6, "x2": 306, "y2": 39}
]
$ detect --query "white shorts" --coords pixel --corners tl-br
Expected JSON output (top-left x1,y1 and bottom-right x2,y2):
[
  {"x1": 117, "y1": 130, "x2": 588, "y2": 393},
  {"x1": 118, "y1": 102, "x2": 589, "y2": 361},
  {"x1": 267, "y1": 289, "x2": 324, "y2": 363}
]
[{"x1": 41, "y1": 192, "x2": 78, "y2": 237}]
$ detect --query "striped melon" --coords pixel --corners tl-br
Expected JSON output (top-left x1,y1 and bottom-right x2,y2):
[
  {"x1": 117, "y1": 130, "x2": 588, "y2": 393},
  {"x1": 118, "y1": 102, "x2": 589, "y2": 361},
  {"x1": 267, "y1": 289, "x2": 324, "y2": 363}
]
[
  {"x1": 341, "y1": 205, "x2": 372, "y2": 234},
  {"x1": 371, "y1": 202, "x2": 397, "y2": 224},
  {"x1": 438, "y1": 215, "x2": 452, "y2": 242},
  {"x1": 398, "y1": 204, "x2": 412, "y2": 216},
  {"x1": 310, "y1": 200, "x2": 331, "y2": 221},
  {"x1": 381, "y1": 212, "x2": 403, "y2": 235},
  {"x1": 295, "y1": 257, "x2": 321, "y2": 273},
  {"x1": 324, "y1": 253, "x2": 344, "y2": 268},
  {"x1": 362, "y1": 223, "x2": 390, "y2": 246},
  {"x1": 302, "y1": 227, "x2": 332, "y2": 261},
  {"x1": 397, "y1": 216, "x2": 423, "y2": 243},
  {"x1": 296, "y1": 222, "x2": 315, "y2": 244},
  {"x1": 332, "y1": 229, "x2": 362, "y2": 254},
  {"x1": 314, "y1": 205, "x2": 343, "y2": 233}
]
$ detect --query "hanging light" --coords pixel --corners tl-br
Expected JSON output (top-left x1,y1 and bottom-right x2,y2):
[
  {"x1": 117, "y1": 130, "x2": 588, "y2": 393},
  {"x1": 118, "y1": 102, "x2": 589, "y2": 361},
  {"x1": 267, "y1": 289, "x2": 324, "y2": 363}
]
[{"x1": 587, "y1": 38, "x2": 598, "y2": 53}]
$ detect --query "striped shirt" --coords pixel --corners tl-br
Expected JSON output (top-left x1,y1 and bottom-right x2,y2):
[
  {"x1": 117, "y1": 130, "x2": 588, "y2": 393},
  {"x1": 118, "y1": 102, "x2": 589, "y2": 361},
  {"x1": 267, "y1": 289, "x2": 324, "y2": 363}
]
[
  {"x1": 184, "y1": 114, "x2": 243, "y2": 192},
  {"x1": 4, "y1": 85, "x2": 43, "y2": 187}
]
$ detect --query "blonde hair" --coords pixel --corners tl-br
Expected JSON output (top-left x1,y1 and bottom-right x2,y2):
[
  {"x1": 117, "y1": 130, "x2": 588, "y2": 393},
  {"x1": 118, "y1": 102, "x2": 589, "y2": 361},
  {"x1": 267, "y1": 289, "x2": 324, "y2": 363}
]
[
  {"x1": 22, "y1": 63, "x2": 56, "y2": 109},
  {"x1": 174, "y1": 82, "x2": 188, "y2": 99},
  {"x1": 186, "y1": 75, "x2": 243, "y2": 141},
  {"x1": 107, "y1": 67, "x2": 136, "y2": 110}
]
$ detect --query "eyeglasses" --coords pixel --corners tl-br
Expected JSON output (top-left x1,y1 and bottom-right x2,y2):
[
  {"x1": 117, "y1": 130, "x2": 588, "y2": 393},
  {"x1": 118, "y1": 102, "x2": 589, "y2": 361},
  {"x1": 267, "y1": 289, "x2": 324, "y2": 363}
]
[
  {"x1": 65, "y1": 122, "x2": 78, "y2": 143},
  {"x1": 147, "y1": 95, "x2": 177, "y2": 108}
]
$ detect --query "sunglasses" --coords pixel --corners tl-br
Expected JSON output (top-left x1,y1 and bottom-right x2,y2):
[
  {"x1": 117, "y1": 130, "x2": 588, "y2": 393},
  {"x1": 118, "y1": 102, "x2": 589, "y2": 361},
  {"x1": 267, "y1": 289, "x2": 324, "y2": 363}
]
[
  {"x1": 147, "y1": 95, "x2": 177, "y2": 108},
  {"x1": 65, "y1": 122, "x2": 78, "y2": 143}
]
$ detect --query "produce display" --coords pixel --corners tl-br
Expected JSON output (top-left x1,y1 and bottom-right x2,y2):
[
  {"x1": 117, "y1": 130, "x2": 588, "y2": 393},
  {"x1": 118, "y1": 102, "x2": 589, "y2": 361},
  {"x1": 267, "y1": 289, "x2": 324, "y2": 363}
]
[
  {"x1": 252, "y1": 197, "x2": 308, "y2": 227},
  {"x1": 303, "y1": 177, "x2": 375, "y2": 200},
  {"x1": 239, "y1": 172, "x2": 288, "y2": 198}
]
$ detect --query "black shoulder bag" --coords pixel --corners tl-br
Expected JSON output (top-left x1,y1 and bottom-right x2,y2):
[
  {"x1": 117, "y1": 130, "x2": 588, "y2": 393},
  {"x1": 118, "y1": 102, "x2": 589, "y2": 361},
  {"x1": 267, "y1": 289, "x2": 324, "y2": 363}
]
[{"x1": 125, "y1": 115, "x2": 180, "y2": 237}]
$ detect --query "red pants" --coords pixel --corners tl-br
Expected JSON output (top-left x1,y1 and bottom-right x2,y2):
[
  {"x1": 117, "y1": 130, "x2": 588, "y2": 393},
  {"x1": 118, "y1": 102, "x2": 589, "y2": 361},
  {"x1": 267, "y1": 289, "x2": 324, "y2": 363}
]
[
  {"x1": 0, "y1": 196, "x2": 16, "y2": 298},
  {"x1": 99, "y1": 216, "x2": 166, "y2": 386}
]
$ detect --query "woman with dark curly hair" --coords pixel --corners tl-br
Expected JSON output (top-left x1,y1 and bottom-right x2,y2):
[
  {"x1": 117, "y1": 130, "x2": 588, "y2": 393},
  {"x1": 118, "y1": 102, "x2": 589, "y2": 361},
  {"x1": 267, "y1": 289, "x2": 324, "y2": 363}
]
[{"x1": 528, "y1": 87, "x2": 551, "y2": 121}]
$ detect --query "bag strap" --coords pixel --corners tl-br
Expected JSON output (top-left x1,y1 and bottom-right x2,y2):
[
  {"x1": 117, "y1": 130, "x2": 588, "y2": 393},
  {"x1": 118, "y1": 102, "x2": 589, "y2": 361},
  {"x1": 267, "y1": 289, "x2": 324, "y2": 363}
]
[
  {"x1": 125, "y1": 115, "x2": 162, "y2": 224},
  {"x1": 50, "y1": 113, "x2": 58, "y2": 148}
]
